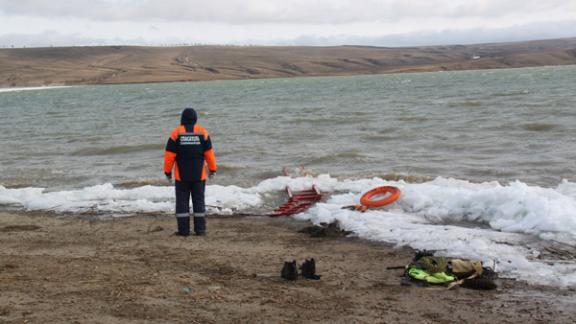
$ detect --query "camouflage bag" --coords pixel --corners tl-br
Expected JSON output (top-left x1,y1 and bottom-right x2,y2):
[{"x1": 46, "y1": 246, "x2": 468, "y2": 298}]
[
  {"x1": 449, "y1": 259, "x2": 483, "y2": 279},
  {"x1": 413, "y1": 256, "x2": 447, "y2": 274}
]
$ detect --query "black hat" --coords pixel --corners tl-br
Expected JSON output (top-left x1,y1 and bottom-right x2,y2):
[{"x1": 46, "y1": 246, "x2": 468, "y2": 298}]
[{"x1": 181, "y1": 107, "x2": 197, "y2": 125}]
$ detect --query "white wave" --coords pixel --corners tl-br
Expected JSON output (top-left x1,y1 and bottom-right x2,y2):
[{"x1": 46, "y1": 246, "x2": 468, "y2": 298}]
[
  {"x1": 0, "y1": 183, "x2": 263, "y2": 215},
  {"x1": 0, "y1": 86, "x2": 72, "y2": 93},
  {"x1": 2, "y1": 175, "x2": 576, "y2": 286}
]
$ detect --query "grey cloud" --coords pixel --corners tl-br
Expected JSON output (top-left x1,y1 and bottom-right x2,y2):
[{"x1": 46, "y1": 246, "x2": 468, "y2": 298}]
[
  {"x1": 0, "y1": 29, "x2": 202, "y2": 48},
  {"x1": 1, "y1": 0, "x2": 575, "y2": 24},
  {"x1": 447, "y1": 0, "x2": 568, "y2": 18},
  {"x1": 3, "y1": 19, "x2": 575, "y2": 48},
  {"x1": 255, "y1": 20, "x2": 576, "y2": 47},
  {"x1": 0, "y1": 31, "x2": 143, "y2": 48}
]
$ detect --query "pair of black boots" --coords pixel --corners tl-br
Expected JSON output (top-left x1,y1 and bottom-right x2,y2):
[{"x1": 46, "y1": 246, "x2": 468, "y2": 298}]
[
  {"x1": 281, "y1": 258, "x2": 321, "y2": 281},
  {"x1": 176, "y1": 216, "x2": 205, "y2": 236}
]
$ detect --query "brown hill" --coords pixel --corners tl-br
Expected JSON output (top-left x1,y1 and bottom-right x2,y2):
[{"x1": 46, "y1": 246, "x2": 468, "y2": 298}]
[{"x1": 1, "y1": 38, "x2": 576, "y2": 87}]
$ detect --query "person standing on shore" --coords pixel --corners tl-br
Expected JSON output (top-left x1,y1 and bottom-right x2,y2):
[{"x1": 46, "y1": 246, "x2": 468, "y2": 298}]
[{"x1": 164, "y1": 107, "x2": 217, "y2": 236}]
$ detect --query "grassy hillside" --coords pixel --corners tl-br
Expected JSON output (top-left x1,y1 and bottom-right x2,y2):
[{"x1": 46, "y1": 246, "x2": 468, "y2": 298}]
[{"x1": 1, "y1": 38, "x2": 575, "y2": 87}]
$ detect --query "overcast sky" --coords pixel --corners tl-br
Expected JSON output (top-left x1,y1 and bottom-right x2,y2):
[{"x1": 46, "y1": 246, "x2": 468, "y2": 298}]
[{"x1": 1, "y1": 0, "x2": 575, "y2": 47}]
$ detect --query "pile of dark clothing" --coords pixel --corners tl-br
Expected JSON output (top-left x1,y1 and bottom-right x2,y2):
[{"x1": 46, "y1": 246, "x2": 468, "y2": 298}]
[{"x1": 298, "y1": 221, "x2": 352, "y2": 238}]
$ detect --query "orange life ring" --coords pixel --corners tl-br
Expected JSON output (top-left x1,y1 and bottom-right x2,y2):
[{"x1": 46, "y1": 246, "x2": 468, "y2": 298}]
[{"x1": 360, "y1": 186, "x2": 401, "y2": 207}]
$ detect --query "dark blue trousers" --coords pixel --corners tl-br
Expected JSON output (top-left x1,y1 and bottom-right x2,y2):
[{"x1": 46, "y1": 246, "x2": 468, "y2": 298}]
[{"x1": 175, "y1": 180, "x2": 206, "y2": 235}]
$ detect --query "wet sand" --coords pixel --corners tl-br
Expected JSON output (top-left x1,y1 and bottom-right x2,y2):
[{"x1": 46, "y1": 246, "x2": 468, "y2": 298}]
[{"x1": 1, "y1": 212, "x2": 575, "y2": 323}]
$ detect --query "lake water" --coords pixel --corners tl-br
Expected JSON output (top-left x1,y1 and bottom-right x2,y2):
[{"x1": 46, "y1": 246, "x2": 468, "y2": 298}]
[{"x1": 1, "y1": 65, "x2": 576, "y2": 189}]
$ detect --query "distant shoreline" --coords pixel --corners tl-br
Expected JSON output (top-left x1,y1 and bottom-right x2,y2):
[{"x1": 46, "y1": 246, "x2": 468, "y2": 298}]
[
  {"x1": 1, "y1": 64, "x2": 576, "y2": 91},
  {"x1": 1, "y1": 37, "x2": 575, "y2": 88}
]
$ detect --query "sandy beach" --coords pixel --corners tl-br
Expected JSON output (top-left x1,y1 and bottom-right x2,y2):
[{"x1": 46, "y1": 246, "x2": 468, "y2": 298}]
[{"x1": 1, "y1": 212, "x2": 575, "y2": 323}]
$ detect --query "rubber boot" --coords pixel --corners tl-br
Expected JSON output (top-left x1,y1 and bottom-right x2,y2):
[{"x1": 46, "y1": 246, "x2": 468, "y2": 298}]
[
  {"x1": 176, "y1": 216, "x2": 190, "y2": 236},
  {"x1": 301, "y1": 258, "x2": 321, "y2": 280},
  {"x1": 281, "y1": 260, "x2": 298, "y2": 281},
  {"x1": 193, "y1": 214, "x2": 206, "y2": 235}
]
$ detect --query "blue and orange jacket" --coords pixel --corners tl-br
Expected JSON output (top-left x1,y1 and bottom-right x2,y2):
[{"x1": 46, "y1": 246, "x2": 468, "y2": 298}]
[{"x1": 164, "y1": 108, "x2": 217, "y2": 181}]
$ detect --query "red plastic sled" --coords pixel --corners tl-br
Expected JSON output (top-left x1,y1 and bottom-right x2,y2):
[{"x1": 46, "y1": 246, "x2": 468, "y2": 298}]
[{"x1": 270, "y1": 185, "x2": 323, "y2": 217}]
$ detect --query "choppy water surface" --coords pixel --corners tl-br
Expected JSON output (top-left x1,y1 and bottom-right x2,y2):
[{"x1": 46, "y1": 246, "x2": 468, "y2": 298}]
[{"x1": 1, "y1": 65, "x2": 575, "y2": 189}]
